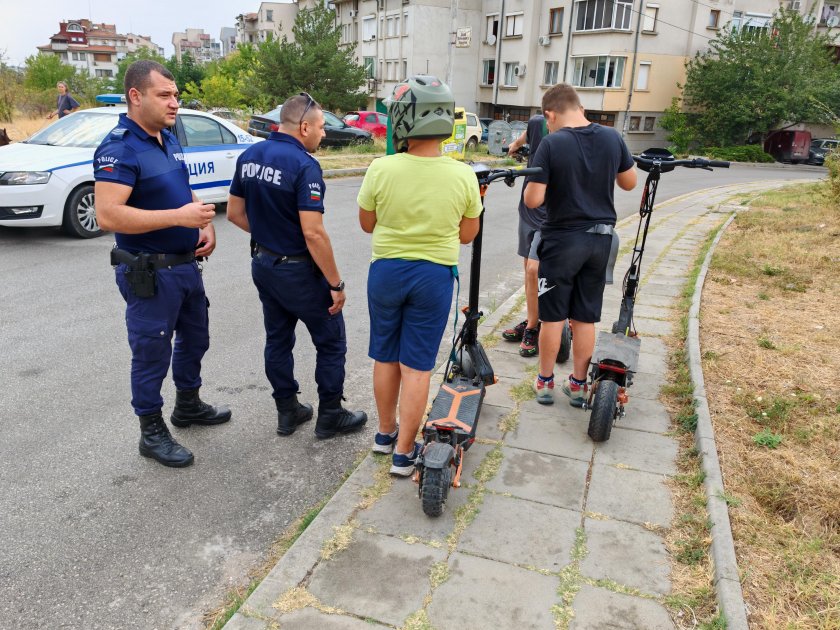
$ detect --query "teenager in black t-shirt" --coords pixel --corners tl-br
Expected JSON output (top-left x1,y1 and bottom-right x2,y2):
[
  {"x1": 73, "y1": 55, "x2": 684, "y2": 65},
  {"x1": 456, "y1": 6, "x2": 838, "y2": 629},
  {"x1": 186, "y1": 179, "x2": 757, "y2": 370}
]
[{"x1": 523, "y1": 83, "x2": 637, "y2": 407}]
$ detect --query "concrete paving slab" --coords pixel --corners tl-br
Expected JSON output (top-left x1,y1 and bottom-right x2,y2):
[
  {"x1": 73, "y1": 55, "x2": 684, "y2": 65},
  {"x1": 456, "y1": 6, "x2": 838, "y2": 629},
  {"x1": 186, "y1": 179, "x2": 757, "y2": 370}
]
[
  {"x1": 428, "y1": 552, "x2": 558, "y2": 630},
  {"x1": 487, "y1": 448, "x2": 589, "y2": 511},
  {"x1": 642, "y1": 282, "x2": 685, "y2": 298},
  {"x1": 619, "y1": 396, "x2": 672, "y2": 435},
  {"x1": 580, "y1": 518, "x2": 672, "y2": 595},
  {"x1": 356, "y1": 469, "x2": 471, "y2": 543},
  {"x1": 638, "y1": 336, "x2": 667, "y2": 357},
  {"x1": 636, "y1": 350, "x2": 669, "y2": 376},
  {"x1": 505, "y1": 406, "x2": 593, "y2": 462},
  {"x1": 223, "y1": 613, "x2": 268, "y2": 630},
  {"x1": 628, "y1": 371, "x2": 664, "y2": 400},
  {"x1": 275, "y1": 607, "x2": 380, "y2": 629},
  {"x1": 458, "y1": 493, "x2": 580, "y2": 571},
  {"x1": 631, "y1": 304, "x2": 674, "y2": 321},
  {"x1": 487, "y1": 347, "x2": 539, "y2": 378},
  {"x1": 586, "y1": 464, "x2": 673, "y2": 528},
  {"x1": 307, "y1": 530, "x2": 446, "y2": 627},
  {"x1": 474, "y1": 402, "x2": 510, "y2": 442},
  {"x1": 594, "y1": 428, "x2": 678, "y2": 476},
  {"x1": 481, "y1": 376, "x2": 519, "y2": 409},
  {"x1": 632, "y1": 317, "x2": 674, "y2": 337},
  {"x1": 569, "y1": 584, "x2": 675, "y2": 629},
  {"x1": 636, "y1": 293, "x2": 678, "y2": 308}
]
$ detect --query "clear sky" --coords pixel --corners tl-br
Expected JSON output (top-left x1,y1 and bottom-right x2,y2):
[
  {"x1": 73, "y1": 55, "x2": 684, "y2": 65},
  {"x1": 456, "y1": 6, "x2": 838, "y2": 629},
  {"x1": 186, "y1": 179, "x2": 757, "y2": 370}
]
[{"x1": 0, "y1": 0, "x2": 284, "y2": 66}]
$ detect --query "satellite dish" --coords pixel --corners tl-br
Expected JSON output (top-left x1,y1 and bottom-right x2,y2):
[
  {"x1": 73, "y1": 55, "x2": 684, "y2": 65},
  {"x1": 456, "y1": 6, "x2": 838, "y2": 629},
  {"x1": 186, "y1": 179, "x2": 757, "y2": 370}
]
[
  {"x1": 827, "y1": 15, "x2": 840, "y2": 27},
  {"x1": 486, "y1": 33, "x2": 496, "y2": 45}
]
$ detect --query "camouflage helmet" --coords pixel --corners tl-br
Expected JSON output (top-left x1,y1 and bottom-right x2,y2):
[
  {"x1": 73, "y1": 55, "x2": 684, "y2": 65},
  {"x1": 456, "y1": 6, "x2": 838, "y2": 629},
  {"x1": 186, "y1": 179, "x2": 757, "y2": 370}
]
[{"x1": 385, "y1": 75, "x2": 455, "y2": 152}]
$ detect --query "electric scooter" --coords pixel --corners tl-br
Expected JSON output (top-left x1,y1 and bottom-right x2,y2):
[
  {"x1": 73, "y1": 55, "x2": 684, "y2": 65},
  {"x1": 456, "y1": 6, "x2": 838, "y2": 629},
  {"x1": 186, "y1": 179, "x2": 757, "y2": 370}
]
[
  {"x1": 415, "y1": 163, "x2": 542, "y2": 517},
  {"x1": 584, "y1": 148, "x2": 730, "y2": 442}
]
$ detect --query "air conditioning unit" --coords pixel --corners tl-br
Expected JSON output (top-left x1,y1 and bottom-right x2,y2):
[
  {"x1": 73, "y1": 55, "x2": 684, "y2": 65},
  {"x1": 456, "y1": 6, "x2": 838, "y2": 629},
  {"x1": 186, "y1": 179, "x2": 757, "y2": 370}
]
[
  {"x1": 537, "y1": 35, "x2": 550, "y2": 46},
  {"x1": 349, "y1": 9, "x2": 357, "y2": 18},
  {"x1": 514, "y1": 64, "x2": 526, "y2": 77}
]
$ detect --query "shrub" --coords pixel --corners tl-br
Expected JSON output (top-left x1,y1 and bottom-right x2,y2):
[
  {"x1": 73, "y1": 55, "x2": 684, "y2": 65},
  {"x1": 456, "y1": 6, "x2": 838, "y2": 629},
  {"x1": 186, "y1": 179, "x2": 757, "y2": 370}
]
[{"x1": 702, "y1": 145, "x2": 775, "y2": 163}]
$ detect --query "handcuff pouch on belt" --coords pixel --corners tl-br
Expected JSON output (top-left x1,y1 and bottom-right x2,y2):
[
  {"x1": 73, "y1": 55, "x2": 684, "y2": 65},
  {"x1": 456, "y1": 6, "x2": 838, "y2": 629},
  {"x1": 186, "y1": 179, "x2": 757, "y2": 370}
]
[{"x1": 111, "y1": 248, "x2": 156, "y2": 298}]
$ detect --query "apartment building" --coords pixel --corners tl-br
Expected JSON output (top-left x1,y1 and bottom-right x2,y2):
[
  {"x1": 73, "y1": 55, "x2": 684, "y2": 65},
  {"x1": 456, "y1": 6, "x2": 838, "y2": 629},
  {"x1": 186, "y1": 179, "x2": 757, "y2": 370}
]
[
  {"x1": 124, "y1": 33, "x2": 165, "y2": 57},
  {"x1": 333, "y1": 0, "x2": 484, "y2": 114},
  {"x1": 220, "y1": 27, "x2": 238, "y2": 56},
  {"x1": 333, "y1": 0, "x2": 838, "y2": 150},
  {"x1": 235, "y1": 2, "x2": 299, "y2": 45},
  {"x1": 37, "y1": 19, "x2": 134, "y2": 79},
  {"x1": 172, "y1": 29, "x2": 223, "y2": 64}
]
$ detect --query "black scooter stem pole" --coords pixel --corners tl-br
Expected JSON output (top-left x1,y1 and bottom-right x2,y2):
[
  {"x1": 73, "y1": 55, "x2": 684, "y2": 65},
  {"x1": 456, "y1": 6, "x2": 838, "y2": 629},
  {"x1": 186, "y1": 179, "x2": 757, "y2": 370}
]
[{"x1": 464, "y1": 206, "x2": 485, "y2": 346}]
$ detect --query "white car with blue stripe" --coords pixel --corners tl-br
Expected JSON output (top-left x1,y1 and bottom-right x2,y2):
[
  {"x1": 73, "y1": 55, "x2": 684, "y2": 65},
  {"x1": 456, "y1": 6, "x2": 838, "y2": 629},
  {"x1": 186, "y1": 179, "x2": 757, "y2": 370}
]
[{"x1": 0, "y1": 97, "x2": 259, "y2": 238}]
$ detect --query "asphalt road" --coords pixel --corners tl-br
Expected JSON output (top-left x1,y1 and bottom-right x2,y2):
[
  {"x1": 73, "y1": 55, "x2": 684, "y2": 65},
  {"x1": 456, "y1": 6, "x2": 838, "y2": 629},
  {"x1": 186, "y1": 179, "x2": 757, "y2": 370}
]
[{"x1": 0, "y1": 162, "x2": 823, "y2": 629}]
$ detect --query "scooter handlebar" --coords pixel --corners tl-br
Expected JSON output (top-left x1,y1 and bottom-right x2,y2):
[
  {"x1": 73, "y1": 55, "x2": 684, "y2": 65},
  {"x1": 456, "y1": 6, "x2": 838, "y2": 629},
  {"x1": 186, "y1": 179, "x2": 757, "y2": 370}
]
[
  {"x1": 482, "y1": 166, "x2": 543, "y2": 184},
  {"x1": 632, "y1": 155, "x2": 730, "y2": 172}
]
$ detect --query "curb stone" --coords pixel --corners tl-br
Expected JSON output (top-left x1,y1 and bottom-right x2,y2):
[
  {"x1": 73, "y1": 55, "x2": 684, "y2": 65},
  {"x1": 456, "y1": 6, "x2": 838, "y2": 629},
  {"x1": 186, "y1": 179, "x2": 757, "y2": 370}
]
[{"x1": 687, "y1": 212, "x2": 750, "y2": 629}]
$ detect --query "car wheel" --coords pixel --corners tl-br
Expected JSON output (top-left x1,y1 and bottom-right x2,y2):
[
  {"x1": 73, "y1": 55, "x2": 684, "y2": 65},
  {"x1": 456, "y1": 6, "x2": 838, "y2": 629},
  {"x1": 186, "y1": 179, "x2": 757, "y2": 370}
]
[
  {"x1": 62, "y1": 184, "x2": 103, "y2": 238},
  {"x1": 466, "y1": 137, "x2": 478, "y2": 151}
]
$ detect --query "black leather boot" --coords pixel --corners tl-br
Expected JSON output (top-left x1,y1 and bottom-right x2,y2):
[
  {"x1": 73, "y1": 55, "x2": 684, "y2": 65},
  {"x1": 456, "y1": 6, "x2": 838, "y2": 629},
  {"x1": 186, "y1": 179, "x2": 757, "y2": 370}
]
[
  {"x1": 276, "y1": 394, "x2": 314, "y2": 436},
  {"x1": 139, "y1": 413, "x2": 194, "y2": 467},
  {"x1": 170, "y1": 388, "x2": 232, "y2": 427},
  {"x1": 314, "y1": 396, "x2": 367, "y2": 439}
]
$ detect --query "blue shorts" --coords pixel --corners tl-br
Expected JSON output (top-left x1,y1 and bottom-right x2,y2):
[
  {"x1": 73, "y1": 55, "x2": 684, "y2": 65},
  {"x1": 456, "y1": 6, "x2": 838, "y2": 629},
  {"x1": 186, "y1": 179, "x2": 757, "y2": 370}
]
[{"x1": 367, "y1": 258, "x2": 454, "y2": 371}]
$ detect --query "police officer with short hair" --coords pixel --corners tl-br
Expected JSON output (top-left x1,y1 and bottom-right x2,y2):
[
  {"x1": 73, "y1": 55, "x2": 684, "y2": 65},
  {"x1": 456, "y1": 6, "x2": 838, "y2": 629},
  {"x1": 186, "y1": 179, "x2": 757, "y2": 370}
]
[
  {"x1": 227, "y1": 93, "x2": 367, "y2": 439},
  {"x1": 95, "y1": 60, "x2": 231, "y2": 468}
]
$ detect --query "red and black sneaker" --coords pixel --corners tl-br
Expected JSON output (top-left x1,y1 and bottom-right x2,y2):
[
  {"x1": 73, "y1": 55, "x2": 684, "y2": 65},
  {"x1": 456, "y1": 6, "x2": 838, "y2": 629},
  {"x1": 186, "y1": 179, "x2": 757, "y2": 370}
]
[
  {"x1": 519, "y1": 326, "x2": 540, "y2": 357},
  {"x1": 502, "y1": 320, "x2": 528, "y2": 342}
]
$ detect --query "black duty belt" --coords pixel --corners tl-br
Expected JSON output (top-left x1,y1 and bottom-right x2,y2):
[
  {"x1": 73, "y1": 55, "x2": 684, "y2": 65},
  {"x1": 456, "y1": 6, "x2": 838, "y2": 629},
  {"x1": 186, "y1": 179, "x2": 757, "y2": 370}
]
[
  {"x1": 254, "y1": 243, "x2": 311, "y2": 264},
  {"x1": 110, "y1": 248, "x2": 196, "y2": 270}
]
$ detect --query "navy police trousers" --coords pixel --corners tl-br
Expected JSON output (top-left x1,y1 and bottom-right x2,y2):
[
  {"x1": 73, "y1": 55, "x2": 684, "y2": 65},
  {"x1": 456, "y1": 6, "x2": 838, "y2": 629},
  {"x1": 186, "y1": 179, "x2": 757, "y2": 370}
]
[
  {"x1": 115, "y1": 262, "x2": 209, "y2": 416},
  {"x1": 251, "y1": 252, "x2": 346, "y2": 401}
]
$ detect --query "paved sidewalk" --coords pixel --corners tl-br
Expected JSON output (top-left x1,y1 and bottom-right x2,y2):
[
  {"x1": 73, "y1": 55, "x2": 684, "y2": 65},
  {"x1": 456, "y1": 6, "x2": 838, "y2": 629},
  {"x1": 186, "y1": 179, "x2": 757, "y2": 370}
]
[{"x1": 223, "y1": 180, "x2": 799, "y2": 630}]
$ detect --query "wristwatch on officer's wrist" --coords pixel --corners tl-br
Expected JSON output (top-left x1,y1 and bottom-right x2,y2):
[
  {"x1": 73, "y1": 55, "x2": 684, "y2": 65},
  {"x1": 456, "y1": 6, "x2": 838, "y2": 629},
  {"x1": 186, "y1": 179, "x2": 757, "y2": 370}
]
[{"x1": 328, "y1": 280, "x2": 345, "y2": 292}]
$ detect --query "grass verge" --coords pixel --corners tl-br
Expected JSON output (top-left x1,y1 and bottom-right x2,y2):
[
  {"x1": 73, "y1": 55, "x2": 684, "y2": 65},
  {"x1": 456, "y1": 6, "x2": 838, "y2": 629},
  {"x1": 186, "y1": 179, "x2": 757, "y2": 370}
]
[{"x1": 698, "y1": 182, "x2": 840, "y2": 628}]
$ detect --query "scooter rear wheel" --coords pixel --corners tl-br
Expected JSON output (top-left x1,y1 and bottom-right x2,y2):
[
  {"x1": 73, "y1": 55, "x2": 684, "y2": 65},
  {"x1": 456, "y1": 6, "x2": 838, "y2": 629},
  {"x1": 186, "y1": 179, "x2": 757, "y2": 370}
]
[
  {"x1": 421, "y1": 467, "x2": 452, "y2": 517},
  {"x1": 588, "y1": 379, "x2": 619, "y2": 442},
  {"x1": 557, "y1": 320, "x2": 572, "y2": 364}
]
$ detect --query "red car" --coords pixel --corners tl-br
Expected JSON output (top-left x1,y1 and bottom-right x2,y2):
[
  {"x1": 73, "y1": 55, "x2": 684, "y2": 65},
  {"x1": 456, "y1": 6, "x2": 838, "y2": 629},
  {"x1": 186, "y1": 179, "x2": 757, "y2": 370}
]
[{"x1": 344, "y1": 111, "x2": 388, "y2": 138}]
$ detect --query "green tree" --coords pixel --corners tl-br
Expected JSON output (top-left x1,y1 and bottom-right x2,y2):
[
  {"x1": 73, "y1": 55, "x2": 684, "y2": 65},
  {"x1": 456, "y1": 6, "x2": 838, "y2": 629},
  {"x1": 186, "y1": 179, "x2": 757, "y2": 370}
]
[
  {"x1": 0, "y1": 53, "x2": 22, "y2": 122},
  {"x1": 254, "y1": 4, "x2": 366, "y2": 112},
  {"x1": 659, "y1": 97, "x2": 697, "y2": 154},
  {"x1": 168, "y1": 52, "x2": 206, "y2": 93},
  {"x1": 114, "y1": 48, "x2": 167, "y2": 92},
  {"x1": 181, "y1": 74, "x2": 245, "y2": 109},
  {"x1": 683, "y1": 8, "x2": 840, "y2": 146},
  {"x1": 23, "y1": 53, "x2": 75, "y2": 90}
]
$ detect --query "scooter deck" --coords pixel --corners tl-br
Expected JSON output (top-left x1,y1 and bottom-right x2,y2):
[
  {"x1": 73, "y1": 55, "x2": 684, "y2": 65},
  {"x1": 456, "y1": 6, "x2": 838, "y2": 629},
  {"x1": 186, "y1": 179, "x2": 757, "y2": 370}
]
[
  {"x1": 593, "y1": 331, "x2": 641, "y2": 371},
  {"x1": 426, "y1": 376, "x2": 484, "y2": 438}
]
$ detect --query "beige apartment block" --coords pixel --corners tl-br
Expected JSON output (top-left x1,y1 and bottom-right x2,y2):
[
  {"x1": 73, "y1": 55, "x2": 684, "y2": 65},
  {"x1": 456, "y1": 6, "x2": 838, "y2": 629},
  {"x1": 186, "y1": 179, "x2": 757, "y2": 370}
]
[
  {"x1": 235, "y1": 2, "x2": 300, "y2": 46},
  {"x1": 334, "y1": 0, "x2": 838, "y2": 150},
  {"x1": 172, "y1": 28, "x2": 223, "y2": 64}
]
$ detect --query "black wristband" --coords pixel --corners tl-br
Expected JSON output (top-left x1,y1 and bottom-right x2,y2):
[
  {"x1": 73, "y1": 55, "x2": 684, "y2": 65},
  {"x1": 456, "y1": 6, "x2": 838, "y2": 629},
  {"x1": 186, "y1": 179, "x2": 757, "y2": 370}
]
[{"x1": 328, "y1": 280, "x2": 345, "y2": 292}]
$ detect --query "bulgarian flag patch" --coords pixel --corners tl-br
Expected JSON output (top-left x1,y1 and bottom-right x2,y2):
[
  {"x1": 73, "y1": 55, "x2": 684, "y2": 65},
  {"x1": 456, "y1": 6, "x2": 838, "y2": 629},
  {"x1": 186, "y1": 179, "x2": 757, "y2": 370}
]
[{"x1": 309, "y1": 182, "x2": 322, "y2": 202}]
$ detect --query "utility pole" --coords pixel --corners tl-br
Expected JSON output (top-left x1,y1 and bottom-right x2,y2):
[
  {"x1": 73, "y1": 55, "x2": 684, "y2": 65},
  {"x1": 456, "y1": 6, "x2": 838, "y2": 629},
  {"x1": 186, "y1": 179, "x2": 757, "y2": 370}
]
[
  {"x1": 446, "y1": 0, "x2": 459, "y2": 85},
  {"x1": 621, "y1": 0, "x2": 644, "y2": 138}
]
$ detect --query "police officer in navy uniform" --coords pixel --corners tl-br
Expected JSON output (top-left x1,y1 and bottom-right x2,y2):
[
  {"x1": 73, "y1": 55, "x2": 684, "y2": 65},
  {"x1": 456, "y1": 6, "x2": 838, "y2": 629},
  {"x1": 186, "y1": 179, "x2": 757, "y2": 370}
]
[
  {"x1": 227, "y1": 93, "x2": 367, "y2": 438},
  {"x1": 95, "y1": 60, "x2": 231, "y2": 468}
]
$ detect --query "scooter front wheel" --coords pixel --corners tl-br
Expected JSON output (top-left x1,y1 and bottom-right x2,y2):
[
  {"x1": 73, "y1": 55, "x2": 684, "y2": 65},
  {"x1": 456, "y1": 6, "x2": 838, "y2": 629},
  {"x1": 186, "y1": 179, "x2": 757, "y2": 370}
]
[
  {"x1": 421, "y1": 466, "x2": 452, "y2": 517},
  {"x1": 587, "y1": 379, "x2": 619, "y2": 442}
]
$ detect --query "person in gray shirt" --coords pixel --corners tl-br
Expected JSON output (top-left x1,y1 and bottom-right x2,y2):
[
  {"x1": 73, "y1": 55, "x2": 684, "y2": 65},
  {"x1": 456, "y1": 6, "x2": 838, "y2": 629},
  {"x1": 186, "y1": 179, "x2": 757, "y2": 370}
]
[{"x1": 47, "y1": 81, "x2": 80, "y2": 120}]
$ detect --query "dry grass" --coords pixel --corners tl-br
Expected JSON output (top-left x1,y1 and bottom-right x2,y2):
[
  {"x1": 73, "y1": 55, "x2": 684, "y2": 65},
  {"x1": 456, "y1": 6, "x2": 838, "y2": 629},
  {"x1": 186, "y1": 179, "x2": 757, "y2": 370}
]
[
  {"x1": 700, "y1": 183, "x2": 840, "y2": 628},
  {"x1": 3, "y1": 114, "x2": 50, "y2": 142}
]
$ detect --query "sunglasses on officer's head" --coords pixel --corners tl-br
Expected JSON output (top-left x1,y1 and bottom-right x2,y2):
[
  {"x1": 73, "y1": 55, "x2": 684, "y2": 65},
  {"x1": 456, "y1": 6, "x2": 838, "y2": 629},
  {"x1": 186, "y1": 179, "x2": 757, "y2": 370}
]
[{"x1": 299, "y1": 92, "x2": 318, "y2": 125}]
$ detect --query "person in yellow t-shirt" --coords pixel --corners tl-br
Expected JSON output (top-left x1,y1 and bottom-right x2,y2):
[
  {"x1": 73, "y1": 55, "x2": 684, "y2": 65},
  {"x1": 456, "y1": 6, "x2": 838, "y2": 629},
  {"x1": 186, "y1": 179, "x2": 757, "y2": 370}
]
[{"x1": 358, "y1": 76, "x2": 482, "y2": 478}]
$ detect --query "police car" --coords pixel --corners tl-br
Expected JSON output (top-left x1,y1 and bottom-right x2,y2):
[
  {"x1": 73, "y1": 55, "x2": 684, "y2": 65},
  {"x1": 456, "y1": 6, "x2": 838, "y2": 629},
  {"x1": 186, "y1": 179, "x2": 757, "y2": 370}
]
[{"x1": 0, "y1": 95, "x2": 260, "y2": 238}]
